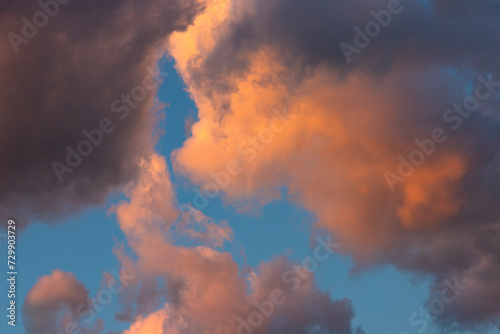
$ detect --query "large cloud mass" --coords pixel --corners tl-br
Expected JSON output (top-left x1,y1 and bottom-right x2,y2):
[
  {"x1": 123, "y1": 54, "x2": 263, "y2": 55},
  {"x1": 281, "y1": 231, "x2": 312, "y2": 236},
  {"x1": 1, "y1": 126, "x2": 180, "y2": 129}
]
[
  {"x1": 168, "y1": 0, "x2": 500, "y2": 329},
  {"x1": 0, "y1": 0, "x2": 202, "y2": 224}
]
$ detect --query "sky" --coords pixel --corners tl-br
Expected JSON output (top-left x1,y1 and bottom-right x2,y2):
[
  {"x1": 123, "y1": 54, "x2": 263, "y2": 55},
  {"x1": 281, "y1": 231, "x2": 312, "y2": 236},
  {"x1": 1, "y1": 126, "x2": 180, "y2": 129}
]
[{"x1": 1, "y1": 0, "x2": 500, "y2": 334}]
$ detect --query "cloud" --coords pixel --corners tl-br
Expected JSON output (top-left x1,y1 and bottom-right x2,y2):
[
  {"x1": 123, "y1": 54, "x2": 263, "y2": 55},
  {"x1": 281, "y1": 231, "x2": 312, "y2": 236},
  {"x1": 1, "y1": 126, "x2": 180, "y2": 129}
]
[
  {"x1": 122, "y1": 308, "x2": 173, "y2": 334},
  {"x1": 248, "y1": 257, "x2": 358, "y2": 334},
  {"x1": 111, "y1": 153, "x2": 249, "y2": 331},
  {"x1": 0, "y1": 0, "x2": 202, "y2": 225},
  {"x1": 119, "y1": 255, "x2": 360, "y2": 334},
  {"x1": 112, "y1": 153, "x2": 360, "y2": 334},
  {"x1": 176, "y1": 205, "x2": 233, "y2": 248},
  {"x1": 22, "y1": 269, "x2": 95, "y2": 334},
  {"x1": 167, "y1": 0, "x2": 500, "y2": 329}
]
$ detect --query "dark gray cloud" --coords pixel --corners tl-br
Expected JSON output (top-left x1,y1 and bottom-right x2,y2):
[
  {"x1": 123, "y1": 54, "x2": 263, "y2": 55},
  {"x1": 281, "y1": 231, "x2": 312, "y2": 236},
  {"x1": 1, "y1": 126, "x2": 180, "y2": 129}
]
[
  {"x1": 193, "y1": 0, "x2": 500, "y2": 84},
  {"x1": 252, "y1": 257, "x2": 361, "y2": 334},
  {"x1": 0, "y1": 0, "x2": 202, "y2": 225}
]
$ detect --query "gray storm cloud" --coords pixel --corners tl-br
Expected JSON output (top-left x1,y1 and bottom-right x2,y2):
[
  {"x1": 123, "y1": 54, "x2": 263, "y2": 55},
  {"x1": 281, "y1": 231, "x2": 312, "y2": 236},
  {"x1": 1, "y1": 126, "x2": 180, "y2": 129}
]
[{"x1": 0, "y1": 0, "x2": 202, "y2": 225}]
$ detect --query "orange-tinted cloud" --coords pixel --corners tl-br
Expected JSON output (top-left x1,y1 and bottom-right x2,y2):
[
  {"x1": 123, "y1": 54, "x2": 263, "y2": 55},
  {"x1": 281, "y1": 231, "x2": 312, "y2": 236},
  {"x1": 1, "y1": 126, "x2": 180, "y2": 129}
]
[
  {"x1": 167, "y1": 0, "x2": 500, "y2": 328},
  {"x1": 113, "y1": 153, "x2": 359, "y2": 333},
  {"x1": 22, "y1": 270, "x2": 92, "y2": 334}
]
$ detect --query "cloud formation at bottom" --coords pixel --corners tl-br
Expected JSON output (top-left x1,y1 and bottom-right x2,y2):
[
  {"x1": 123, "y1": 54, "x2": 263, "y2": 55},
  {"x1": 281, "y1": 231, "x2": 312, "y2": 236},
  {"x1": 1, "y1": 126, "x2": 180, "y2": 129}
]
[
  {"x1": 23, "y1": 154, "x2": 362, "y2": 334},
  {"x1": 22, "y1": 270, "x2": 102, "y2": 334},
  {"x1": 112, "y1": 154, "x2": 361, "y2": 334}
]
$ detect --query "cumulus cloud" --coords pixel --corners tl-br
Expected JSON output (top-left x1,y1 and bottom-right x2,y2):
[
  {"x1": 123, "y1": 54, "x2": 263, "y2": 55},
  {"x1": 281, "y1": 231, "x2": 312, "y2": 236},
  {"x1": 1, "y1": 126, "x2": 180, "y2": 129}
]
[
  {"x1": 112, "y1": 153, "x2": 360, "y2": 334},
  {"x1": 122, "y1": 308, "x2": 172, "y2": 334},
  {"x1": 248, "y1": 257, "x2": 358, "y2": 334},
  {"x1": 0, "y1": 0, "x2": 202, "y2": 225},
  {"x1": 176, "y1": 205, "x2": 233, "y2": 248},
  {"x1": 120, "y1": 257, "x2": 360, "y2": 334},
  {"x1": 167, "y1": 0, "x2": 500, "y2": 329},
  {"x1": 22, "y1": 269, "x2": 98, "y2": 334}
]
